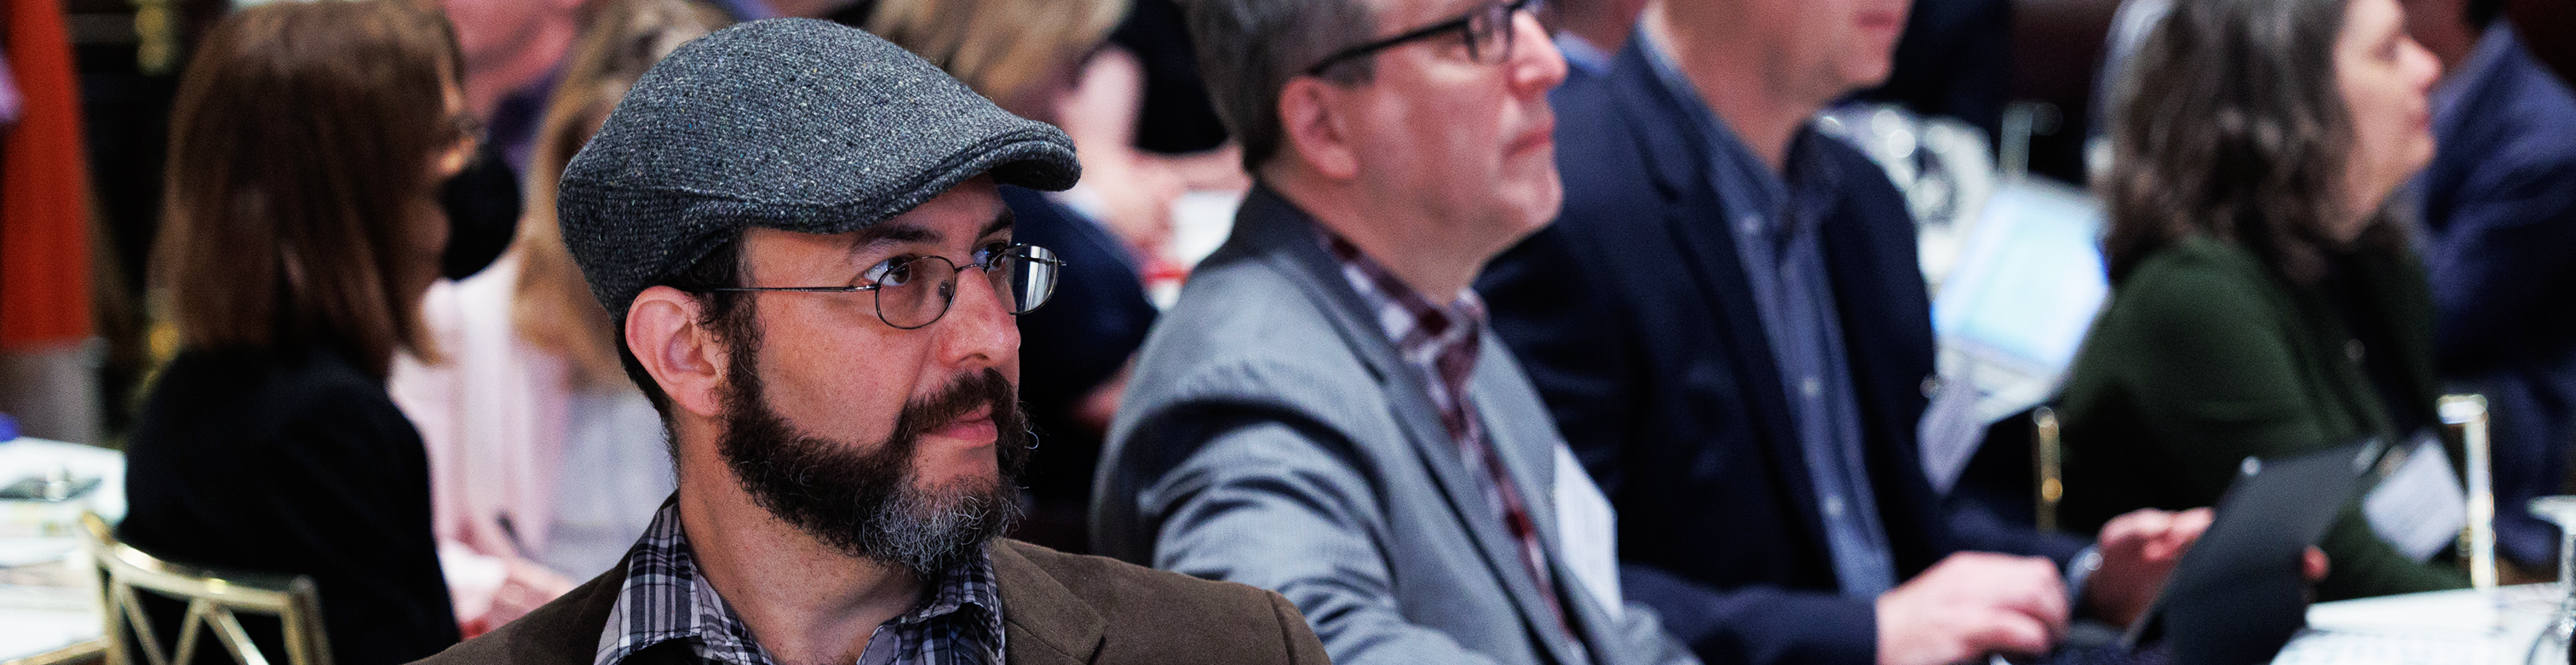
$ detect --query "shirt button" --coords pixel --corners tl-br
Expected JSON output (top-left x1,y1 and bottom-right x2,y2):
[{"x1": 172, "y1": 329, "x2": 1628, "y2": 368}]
[
  {"x1": 2347, "y1": 340, "x2": 2366, "y2": 362},
  {"x1": 1802, "y1": 376, "x2": 1823, "y2": 398},
  {"x1": 1824, "y1": 496, "x2": 1846, "y2": 518},
  {"x1": 1739, "y1": 215, "x2": 1762, "y2": 235}
]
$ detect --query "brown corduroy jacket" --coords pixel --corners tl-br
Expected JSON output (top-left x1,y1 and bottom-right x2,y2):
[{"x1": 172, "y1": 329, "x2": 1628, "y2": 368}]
[{"x1": 408, "y1": 538, "x2": 1331, "y2": 665}]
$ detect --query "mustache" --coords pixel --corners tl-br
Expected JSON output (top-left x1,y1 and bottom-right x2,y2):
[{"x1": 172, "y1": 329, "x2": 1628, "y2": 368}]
[
  {"x1": 874, "y1": 366, "x2": 1034, "y2": 500},
  {"x1": 888, "y1": 369, "x2": 1018, "y2": 442}
]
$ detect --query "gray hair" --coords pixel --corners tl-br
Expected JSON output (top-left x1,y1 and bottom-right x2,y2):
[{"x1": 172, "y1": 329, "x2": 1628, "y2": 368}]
[{"x1": 1184, "y1": 0, "x2": 1377, "y2": 172}]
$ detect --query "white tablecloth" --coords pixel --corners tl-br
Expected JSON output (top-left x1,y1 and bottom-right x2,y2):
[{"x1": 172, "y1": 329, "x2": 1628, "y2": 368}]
[
  {"x1": 0, "y1": 438, "x2": 122, "y2": 662},
  {"x1": 2274, "y1": 583, "x2": 2563, "y2": 664}
]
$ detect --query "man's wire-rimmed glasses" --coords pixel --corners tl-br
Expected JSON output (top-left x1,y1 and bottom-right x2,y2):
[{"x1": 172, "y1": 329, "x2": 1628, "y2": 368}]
[
  {"x1": 1302, "y1": 0, "x2": 1538, "y2": 77},
  {"x1": 701, "y1": 243, "x2": 1064, "y2": 330}
]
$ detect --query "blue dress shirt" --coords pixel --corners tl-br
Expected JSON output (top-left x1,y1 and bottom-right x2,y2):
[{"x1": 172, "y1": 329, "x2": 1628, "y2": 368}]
[{"x1": 1639, "y1": 32, "x2": 1900, "y2": 599}]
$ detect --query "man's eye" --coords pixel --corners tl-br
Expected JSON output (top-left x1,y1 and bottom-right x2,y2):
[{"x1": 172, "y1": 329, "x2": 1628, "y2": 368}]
[
  {"x1": 866, "y1": 257, "x2": 917, "y2": 286},
  {"x1": 976, "y1": 242, "x2": 1015, "y2": 264}
]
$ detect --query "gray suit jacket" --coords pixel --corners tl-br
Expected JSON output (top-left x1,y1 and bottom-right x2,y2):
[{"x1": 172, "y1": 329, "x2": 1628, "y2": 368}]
[{"x1": 1092, "y1": 186, "x2": 1696, "y2": 665}]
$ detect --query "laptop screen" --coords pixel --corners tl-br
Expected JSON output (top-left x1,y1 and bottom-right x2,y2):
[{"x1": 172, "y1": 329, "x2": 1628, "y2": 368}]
[{"x1": 1931, "y1": 180, "x2": 2111, "y2": 375}]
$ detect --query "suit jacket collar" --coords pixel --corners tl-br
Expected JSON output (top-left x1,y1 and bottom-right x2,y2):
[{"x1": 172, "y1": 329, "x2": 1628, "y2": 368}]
[
  {"x1": 990, "y1": 541, "x2": 1107, "y2": 665},
  {"x1": 434, "y1": 558, "x2": 632, "y2": 665},
  {"x1": 1229, "y1": 185, "x2": 1599, "y2": 665},
  {"x1": 536, "y1": 546, "x2": 1115, "y2": 665},
  {"x1": 1601, "y1": 43, "x2": 1711, "y2": 221}
]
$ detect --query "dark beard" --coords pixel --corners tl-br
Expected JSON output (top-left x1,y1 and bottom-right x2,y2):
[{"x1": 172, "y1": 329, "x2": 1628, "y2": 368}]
[{"x1": 715, "y1": 325, "x2": 1031, "y2": 578}]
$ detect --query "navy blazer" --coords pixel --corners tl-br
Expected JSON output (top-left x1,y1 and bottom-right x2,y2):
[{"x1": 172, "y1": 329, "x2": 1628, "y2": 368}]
[
  {"x1": 1478, "y1": 43, "x2": 2083, "y2": 665},
  {"x1": 2418, "y1": 26, "x2": 2576, "y2": 569},
  {"x1": 1003, "y1": 186, "x2": 1158, "y2": 513}
]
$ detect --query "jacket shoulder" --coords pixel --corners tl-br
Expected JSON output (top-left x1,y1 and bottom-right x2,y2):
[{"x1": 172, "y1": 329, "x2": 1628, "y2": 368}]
[
  {"x1": 2112, "y1": 238, "x2": 2280, "y2": 319},
  {"x1": 2475, "y1": 42, "x2": 2576, "y2": 163},
  {"x1": 1150, "y1": 254, "x2": 1343, "y2": 370},
  {"x1": 409, "y1": 561, "x2": 628, "y2": 665},
  {"x1": 2082, "y1": 238, "x2": 2305, "y2": 385},
  {"x1": 1549, "y1": 72, "x2": 1668, "y2": 236},
  {"x1": 994, "y1": 540, "x2": 1327, "y2": 665},
  {"x1": 1123, "y1": 251, "x2": 1390, "y2": 437}
]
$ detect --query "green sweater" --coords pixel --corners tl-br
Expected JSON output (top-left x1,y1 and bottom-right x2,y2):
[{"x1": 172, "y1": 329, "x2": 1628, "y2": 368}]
[{"x1": 2058, "y1": 235, "x2": 2470, "y2": 600}]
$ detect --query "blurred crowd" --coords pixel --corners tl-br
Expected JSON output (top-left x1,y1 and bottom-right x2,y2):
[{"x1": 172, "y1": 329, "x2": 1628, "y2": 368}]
[{"x1": 0, "y1": 0, "x2": 2571, "y2": 662}]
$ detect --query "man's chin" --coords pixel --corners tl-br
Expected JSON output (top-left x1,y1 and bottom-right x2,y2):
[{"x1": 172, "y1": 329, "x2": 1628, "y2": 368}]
[
  {"x1": 865, "y1": 478, "x2": 1022, "y2": 575},
  {"x1": 913, "y1": 433, "x2": 1007, "y2": 483},
  {"x1": 913, "y1": 468, "x2": 1009, "y2": 507},
  {"x1": 1843, "y1": 58, "x2": 1897, "y2": 94},
  {"x1": 1498, "y1": 180, "x2": 1565, "y2": 236}
]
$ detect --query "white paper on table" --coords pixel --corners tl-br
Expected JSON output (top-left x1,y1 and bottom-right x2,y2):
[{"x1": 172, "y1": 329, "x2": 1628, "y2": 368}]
[
  {"x1": 2363, "y1": 436, "x2": 2469, "y2": 562},
  {"x1": 1552, "y1": 444, "x2": 1621, "y2": 620}
]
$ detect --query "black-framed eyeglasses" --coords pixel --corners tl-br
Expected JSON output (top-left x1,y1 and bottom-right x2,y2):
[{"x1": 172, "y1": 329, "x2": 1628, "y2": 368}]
[
  {"x1": 700, "y1": 243, "x2": 1064, "y2": 330},
  {"x1": 1303, "y1": 0, "x2": 1538, "y2": 77}
]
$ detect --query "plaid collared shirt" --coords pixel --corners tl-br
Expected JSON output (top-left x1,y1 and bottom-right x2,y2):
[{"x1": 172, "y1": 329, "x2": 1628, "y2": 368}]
[
  {"x1": 1317, "y1": 229, "x2": 1582, "y2": 658},
  {"x1": 594, "y1": 499, "x2": 1006, "y2": 665}
]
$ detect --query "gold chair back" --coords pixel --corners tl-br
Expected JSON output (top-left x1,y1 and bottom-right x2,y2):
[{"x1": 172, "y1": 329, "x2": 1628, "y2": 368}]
[{"x1": 76, "y1": 513, "x2": 333, "y2": 665}]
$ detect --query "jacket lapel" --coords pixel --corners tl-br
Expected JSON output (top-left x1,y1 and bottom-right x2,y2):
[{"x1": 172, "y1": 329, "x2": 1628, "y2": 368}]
[
  {"x1": 1474, "y1": 341, "x2": 1648, "y2": 665},
  {"x1": 497, "y1": 556, "x2": 631, "y2": 665},
  {"x1": 1236, "y1": 187, "x2": 1589, "y2": 665},
  {"x1": 992, "y1": 542, "x2": 1106, "y2": 665}
]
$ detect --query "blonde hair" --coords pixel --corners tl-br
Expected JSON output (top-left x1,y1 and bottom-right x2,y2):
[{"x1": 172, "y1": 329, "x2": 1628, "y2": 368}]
[
  {"x1": 866, "y1": 0, "x2": 1128, "y2": 106},
  {"x1": 512, "y1": 0, "x2": 729, "y2": 387}
]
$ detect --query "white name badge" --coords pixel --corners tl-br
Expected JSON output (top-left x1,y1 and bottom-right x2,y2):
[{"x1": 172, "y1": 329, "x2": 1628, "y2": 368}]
[
  {"x1": 1553, "y1": 444, "x2": 1623, "y2": 619},
  {"x1": 2363, "y1": 435, "x2": 2470, "y2": 562}
]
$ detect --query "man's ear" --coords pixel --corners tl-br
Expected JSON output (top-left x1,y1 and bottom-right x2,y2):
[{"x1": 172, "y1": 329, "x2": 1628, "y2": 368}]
[
  {"x1": 627, "y1": 285, "x2": 729, "y2": 418},
  {"x1": 1276, "y1": 77, "x2": 1361, "y2": 181}
]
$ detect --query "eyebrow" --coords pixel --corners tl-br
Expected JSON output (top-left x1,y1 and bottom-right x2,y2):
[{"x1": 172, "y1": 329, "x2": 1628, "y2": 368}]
[
  {"x1": 844, "y1": 205, "x2": 1019, "y2": 258},
  {"x1": 981, "y1": 206, "x2": 1016, "y2": 239}
]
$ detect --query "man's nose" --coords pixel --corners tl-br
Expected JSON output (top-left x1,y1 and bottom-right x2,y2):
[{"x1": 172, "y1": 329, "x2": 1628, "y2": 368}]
[
  {"x1": 930, "y1": 267, "x2": 1020, "y2": 372},
  {"x1": 1509, "y1": 11, "x2": 1569, "y2": 95}
]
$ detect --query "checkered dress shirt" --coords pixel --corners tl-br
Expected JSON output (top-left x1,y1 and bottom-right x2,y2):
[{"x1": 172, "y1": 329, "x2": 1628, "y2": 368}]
[
  {"x1": 594, "y1": 499, "x2": 1006, "y2": 665},
  {"x1": 1317, "y1": 230, "x2": 1581, "y2": 655}
]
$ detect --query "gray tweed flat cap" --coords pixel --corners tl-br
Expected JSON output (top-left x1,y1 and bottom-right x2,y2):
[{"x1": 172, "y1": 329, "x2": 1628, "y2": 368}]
[{"x1": 558, "y1": 18, "x2": 1079, "y2": 323}]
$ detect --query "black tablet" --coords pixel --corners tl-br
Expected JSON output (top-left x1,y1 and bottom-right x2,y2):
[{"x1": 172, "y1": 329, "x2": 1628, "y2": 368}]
[{"x1": 2121, "y1": 440, "x2": 2380, "y2": 665}]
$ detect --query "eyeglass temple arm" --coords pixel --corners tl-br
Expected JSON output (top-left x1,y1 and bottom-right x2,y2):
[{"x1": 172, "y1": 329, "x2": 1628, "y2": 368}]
[
  {"x1": 1305, "y1": 9, "x2": 1485, "y2": 76},
  {"x1": 702, "y1": 285, "x2": 878, "y2": 293}
]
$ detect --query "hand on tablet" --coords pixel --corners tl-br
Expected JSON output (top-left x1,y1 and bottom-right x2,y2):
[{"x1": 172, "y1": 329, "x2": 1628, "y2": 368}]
[
  {"x1": 1874, "y1": 552, "x2": 2068, "y2": 665},
  {"x1": 2084, "y1": 507, "x2": 2214, "y2": 627}
]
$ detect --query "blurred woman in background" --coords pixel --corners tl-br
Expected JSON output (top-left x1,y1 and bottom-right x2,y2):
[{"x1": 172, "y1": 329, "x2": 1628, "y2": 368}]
[
  {"x1": 865, "y1": 0, "x2": 1158, "y2": 552},
  {"x1": 120, "y1": 1, "x2": 475, "y2": 662},
  {"x1": 2056, "y1": 0, "x2": 2463, "y2": 599},
  {"x1": 387, "y1": 0, "x2": 727, "y2": 634}
]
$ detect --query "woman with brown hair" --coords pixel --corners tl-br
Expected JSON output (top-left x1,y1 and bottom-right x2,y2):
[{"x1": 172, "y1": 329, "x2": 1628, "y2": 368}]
[
  {"x1": 2056, "y1": 0, "x2": 2463, "y2": 599},
  {"x1": 384, "y1": 0, "x2": 727, "y2": 633},
  {"x1": 118, "y1": 1, "x2": 475, "y2": 662}
]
